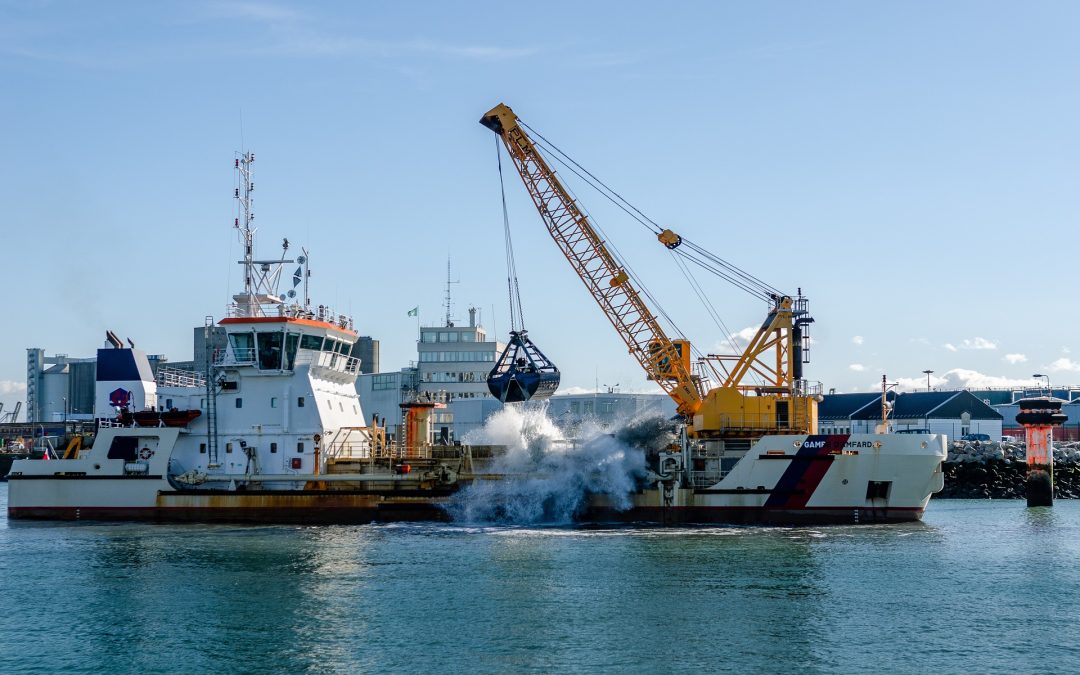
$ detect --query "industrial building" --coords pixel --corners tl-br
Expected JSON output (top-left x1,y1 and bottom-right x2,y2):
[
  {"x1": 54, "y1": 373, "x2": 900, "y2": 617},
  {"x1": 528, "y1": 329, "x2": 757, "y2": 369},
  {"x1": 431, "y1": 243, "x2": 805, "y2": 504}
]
[
  {"x1": 416, "y1": 307, "x2": 501, "y2": 399},
  {"x1": 358, "y1": 308, "x2": 503, "y2": 443},
  {"x1": 818, "y1": 390, "x2": 1003, "y2": 439}
]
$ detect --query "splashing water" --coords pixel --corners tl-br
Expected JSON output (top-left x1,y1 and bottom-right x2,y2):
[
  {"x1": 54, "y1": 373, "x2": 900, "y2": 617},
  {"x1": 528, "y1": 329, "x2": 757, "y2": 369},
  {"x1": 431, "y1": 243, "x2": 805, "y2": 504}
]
[{"x1": 448, "y1": 404, "x2": 674, "y2": 525}]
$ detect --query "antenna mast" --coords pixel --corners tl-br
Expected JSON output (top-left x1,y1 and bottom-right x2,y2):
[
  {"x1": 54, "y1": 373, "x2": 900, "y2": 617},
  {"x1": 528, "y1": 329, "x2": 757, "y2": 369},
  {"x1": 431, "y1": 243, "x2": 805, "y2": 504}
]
[
  {"x1": 444, "y1": 258, "x2": 459, "y2": 327},
  {"x1": 231, "y1": 151, "x2": 294, "y2": 317},
  {"x1": 235, "y1": 152, "x2": 256, "y2": 299}
]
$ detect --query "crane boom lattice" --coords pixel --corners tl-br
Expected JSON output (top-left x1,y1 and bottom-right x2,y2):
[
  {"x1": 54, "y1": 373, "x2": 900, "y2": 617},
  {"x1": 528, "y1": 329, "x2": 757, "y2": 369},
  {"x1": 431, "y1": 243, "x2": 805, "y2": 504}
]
[{"x1": 481, "y1": 104, "x2": 702, "y2": 416}]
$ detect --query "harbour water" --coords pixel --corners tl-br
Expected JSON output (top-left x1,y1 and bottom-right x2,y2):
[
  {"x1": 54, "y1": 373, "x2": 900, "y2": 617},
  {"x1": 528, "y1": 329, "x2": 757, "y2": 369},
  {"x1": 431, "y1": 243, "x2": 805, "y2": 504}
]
[{"x1": 2, "y1": 484, "x2": 1079, "y2": 673}]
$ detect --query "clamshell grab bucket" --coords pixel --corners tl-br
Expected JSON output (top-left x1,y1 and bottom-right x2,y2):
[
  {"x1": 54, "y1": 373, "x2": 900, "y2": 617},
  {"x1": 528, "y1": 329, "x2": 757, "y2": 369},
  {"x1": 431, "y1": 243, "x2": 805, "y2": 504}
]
[{"x1": 487, "y1": 330, "x2": 560, "y2": 403}]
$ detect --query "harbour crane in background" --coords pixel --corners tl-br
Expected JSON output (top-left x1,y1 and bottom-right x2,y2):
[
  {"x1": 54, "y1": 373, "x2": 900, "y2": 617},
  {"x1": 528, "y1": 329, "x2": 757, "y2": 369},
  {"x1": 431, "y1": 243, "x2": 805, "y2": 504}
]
[
  {"x1": 480, "y1": 103, "x2": 819, "y2": 439},
  {"x1": 0, "y1": 402, "x2": 21, "y2": 424}
]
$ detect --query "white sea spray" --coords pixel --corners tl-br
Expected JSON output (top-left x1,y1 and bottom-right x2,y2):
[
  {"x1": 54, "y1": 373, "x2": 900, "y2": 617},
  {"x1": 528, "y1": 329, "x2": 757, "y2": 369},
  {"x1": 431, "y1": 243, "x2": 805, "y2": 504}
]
[{"x1": 448, "y1": 404, "x2": 670, "y2": 525}]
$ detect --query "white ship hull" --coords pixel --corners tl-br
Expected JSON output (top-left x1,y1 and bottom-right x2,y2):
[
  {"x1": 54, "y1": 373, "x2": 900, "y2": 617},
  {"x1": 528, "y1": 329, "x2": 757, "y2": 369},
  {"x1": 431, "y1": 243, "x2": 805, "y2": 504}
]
[
  {"x1": 9, "y1": 430, "x2": 944, "y2": 525},
  {"x1": 592, "y1": 432, "x2": 945, "y2": 524}
]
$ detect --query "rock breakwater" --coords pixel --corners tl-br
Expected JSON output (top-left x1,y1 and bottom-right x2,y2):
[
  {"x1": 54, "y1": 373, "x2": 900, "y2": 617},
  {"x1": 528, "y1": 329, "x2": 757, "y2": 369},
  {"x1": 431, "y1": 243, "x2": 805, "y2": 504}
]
[{"x1": 936, "y1": 439, "x2": 1080, "y2": 499}]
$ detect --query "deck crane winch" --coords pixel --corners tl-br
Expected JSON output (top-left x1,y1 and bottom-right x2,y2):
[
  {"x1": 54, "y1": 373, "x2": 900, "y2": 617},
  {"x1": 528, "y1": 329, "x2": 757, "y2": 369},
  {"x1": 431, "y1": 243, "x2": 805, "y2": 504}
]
[
  {"x1": 480, "y1": 103, "x2": 819, "y2": 438},
  {"x1": 485, "y1": 134, "x2": 561, "y2": 403}
]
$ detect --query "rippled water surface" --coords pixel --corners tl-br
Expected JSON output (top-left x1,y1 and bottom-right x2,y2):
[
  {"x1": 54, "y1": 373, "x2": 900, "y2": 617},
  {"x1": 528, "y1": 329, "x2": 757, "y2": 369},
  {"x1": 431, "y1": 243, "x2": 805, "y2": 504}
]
[{"x1": 3, "y1": 485, "x2": 1080, "y2": 673}]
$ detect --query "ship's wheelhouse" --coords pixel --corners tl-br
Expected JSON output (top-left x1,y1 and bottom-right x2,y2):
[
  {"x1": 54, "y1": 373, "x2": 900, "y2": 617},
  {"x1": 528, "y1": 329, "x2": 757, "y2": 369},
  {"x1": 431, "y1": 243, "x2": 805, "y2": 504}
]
[{"x1": 217, "y1": 317, "x2": 360, "y2": 376}]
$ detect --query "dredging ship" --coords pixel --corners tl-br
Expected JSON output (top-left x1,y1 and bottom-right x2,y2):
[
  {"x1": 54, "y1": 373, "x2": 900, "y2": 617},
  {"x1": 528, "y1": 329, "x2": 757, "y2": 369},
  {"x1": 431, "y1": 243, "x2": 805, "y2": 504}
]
[{"x1": 7, "y1": 138, "x2": 945, "y2": 525}]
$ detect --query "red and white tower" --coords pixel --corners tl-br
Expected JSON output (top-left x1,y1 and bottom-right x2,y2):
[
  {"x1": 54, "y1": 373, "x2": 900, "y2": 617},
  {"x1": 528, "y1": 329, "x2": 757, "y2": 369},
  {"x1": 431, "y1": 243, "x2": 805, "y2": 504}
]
[{"x1": 1015, "y1": 397, "x2": 1067, "y2": 507}]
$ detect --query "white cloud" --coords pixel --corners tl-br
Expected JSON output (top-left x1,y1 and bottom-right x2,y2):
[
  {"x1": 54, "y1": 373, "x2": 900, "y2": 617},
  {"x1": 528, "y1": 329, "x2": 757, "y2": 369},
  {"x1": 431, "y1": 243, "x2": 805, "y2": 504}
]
[
  {"x1": 851, "y1": 335, "x2": 864, "y2": 346},
  {"x1": 848, "y1": 363, "x2": 865, "y2": 372},
  {"x1": 1003, "y1": 353, "x2": 1028, "y2": 365},
  {"x1": 1063, "y1": 347, "x2": 1072, "y2": 354},
  {"x1": 886, "y1": 368, "x2": 1036, "y2": 392},
  {"x1": 1047, "y1": 358, "x2": 1080, "y2": 373},
  {"x1": 943, "y1": 337, "x2": 997, "y2": 352},
  {"x1": 715, "y1": 326, "x2": 759, "y2": 354},
  {"x1": 0, "y1": 380, "x2": 25, "y2": 395}
]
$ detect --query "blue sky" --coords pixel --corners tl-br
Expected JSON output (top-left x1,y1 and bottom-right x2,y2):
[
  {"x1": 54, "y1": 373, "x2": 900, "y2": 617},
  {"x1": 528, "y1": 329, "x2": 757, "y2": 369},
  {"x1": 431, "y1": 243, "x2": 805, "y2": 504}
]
[{"x1": 2, "y1": 1, "x2": 1079, "y2": 416}]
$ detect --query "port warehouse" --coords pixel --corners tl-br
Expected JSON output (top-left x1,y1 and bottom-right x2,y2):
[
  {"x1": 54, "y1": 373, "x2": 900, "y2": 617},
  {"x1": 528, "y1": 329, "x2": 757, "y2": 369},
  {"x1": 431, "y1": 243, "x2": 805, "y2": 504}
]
[{"x1": 12, "y1": 318, "x2": 1080, "y2": 444}]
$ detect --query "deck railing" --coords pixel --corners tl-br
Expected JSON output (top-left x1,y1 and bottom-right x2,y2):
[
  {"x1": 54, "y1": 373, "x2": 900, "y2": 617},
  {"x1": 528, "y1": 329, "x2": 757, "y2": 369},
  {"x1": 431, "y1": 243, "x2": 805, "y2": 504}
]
[
  {"x1": 157, "y1": 366, "x2": 207, "y2": 388},
  {"x1": 293, "y1": 349, "x2": 360, "y2": 375},
  {"x1": 224, "y1": 301, "x2": 355, "y2": 331}
]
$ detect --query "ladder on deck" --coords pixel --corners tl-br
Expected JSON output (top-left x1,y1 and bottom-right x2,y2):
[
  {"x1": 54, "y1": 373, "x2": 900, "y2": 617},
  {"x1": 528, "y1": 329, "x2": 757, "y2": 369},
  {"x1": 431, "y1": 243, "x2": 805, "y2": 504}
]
[{"x1": 204, "y1": 316, "x2": 220, "y2": 466}]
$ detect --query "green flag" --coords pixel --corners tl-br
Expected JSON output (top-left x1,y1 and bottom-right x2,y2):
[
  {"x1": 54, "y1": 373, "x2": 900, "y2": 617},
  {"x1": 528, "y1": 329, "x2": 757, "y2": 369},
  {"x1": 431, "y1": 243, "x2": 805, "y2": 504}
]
[{"x1": 407, "y1": 306, "x2": 418, "y2": 317}]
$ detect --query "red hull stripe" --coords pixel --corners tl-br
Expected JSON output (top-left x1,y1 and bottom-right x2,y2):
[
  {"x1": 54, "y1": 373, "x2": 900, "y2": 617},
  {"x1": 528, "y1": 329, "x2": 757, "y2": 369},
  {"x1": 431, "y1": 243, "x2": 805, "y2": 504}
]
[{"x1": 764, "y1": 434, "x2": 848, "y2": 509}]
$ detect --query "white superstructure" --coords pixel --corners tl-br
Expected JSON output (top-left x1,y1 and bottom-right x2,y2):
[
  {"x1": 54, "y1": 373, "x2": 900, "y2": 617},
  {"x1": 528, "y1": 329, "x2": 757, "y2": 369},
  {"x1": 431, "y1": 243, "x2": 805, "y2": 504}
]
[{"x1": 9, "y1": 151, "x2": 386, "y2": 516}]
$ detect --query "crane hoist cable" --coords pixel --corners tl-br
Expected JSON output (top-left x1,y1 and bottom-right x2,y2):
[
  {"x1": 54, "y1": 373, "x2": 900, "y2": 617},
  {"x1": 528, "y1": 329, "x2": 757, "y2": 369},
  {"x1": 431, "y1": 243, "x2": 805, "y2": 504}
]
[
  {"x1": 668, "y1": 249, "x2": 737, "y2": 350},
  {"x1": 485, "y1": 139, "x2": 561, "y2": 404},
  {"x1": 534, "y1": 132, "x2": 779, "y2": 301},
  {"x1": 519, "y1": 121, "x2": 776, "y2": 387},
  {"x1": 521, "y1": 124, "x2": 744, "y2": 349},
  {"x1": 526, "y1": 128, "x2": 780, "y2": 371},
  {"x1": 538, "y1": 141, "x2": 700, "y2": 350},
  {"x1": 497, "y1": 139, "x2": 525, "y2": 333},
  {"x1": 521, "y1": 120, "x2": 784, "y2": 302}
]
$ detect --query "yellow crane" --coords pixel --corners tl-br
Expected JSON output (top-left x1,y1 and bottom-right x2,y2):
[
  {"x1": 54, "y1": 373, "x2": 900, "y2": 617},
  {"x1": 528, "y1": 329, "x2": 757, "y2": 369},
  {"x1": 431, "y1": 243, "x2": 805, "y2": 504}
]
[{"x1": 480, "y1": 103, "x2": 819, "y2": 439}]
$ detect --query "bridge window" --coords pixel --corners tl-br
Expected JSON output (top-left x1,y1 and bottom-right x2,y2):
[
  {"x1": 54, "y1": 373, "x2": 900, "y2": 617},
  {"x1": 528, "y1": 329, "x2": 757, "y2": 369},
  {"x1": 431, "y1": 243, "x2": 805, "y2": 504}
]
[
  {"x1": 284, "y1": 333, "x2": 299, "y2": 370},
  {"x1": 300, "y1": 334, "x2": 323, "y2": 351},
  {"x1": 229, "y1": 332, "x2": 254, "y2": 354},
  {"x1": 257, "y1": 331, "x2": 284, "y2": 370}
]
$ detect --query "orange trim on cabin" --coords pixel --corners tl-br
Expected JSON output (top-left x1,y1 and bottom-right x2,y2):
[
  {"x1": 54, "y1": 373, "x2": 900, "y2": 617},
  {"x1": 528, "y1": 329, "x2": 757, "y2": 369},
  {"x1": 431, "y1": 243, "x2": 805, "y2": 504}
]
[{"x1": 219, "y1": 316, "x2": 357, "y2": 336}]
